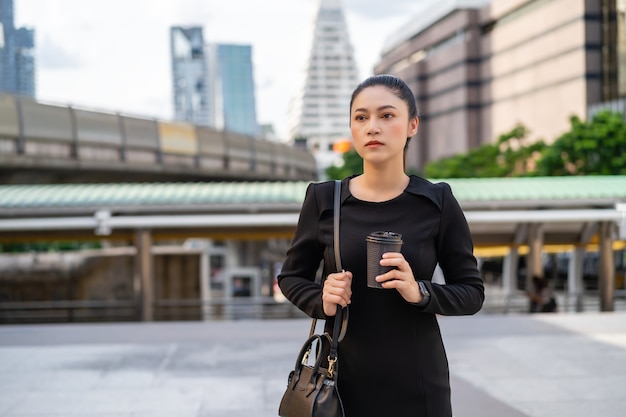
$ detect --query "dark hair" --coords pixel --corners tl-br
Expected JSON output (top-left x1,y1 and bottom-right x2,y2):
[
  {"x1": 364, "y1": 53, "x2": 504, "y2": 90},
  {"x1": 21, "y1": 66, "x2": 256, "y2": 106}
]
[
  {"x1": 350, "y1": 74, "x2": 419, "y2": 166},
  {"x1": 350, "y1": 74, "x2": 419, "y2": 121}
]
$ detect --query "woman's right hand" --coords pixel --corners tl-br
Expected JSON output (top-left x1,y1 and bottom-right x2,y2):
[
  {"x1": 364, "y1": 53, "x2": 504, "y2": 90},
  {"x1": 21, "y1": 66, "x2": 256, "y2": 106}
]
[{"x1": 322, "y1": 270, "x2": 353, "y2": 316}]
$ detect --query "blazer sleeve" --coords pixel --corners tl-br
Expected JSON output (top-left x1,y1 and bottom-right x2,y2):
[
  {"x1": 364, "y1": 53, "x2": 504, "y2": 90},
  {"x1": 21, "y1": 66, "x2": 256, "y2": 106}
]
[
  {"x1": 277, "y1": 182, "x2": 327, "y2": 319},
  {"x1": 419, "y1": 182, "x2": 485, "y2": 315}
]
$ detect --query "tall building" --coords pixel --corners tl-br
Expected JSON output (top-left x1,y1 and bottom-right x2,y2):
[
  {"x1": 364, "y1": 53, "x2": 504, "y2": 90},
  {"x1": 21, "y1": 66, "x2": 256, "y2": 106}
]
[
  {"x1": 170, "y1": 27, "x2": 259, "y2": 137},
  {"x1": 618, "y1": 0, "x2": 626, "y2": 96},
  {"x1": 171, "y1": 26, "x2": 212, "y2": 126},
  {"x1": 207, "y1": 43, "x2": 259, "y2": 137},
  {"x1": 375, "y1": 0, "x2": 489, "y2": 172},
  {"x1": 0, "y1": 0, "x2": 35, "y2": 97},
  {"x1": 375, "y1": 0, "x2": 610, "y2": 174},
  {"x1": 288, "y1": 0, "x2": 359, "y2": 178}
]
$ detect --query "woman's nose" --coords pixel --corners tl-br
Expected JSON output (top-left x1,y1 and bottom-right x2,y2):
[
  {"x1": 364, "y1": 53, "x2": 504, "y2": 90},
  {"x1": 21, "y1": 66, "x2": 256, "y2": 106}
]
[{"x1": 367, "y1": 119, "x2": 380, "y2": 135}]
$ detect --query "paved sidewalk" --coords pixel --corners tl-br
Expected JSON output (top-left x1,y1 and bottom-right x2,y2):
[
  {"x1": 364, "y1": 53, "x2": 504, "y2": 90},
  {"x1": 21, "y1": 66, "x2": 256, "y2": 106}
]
[{"x1": 0, "y1": 312, "x2": 625, "y2": 417}]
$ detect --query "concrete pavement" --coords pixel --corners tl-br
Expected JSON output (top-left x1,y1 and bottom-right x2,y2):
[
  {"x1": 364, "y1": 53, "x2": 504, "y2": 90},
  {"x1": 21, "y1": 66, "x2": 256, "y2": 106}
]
[{"x1": 0, "y1": 312, "x2": 625, "y2": 417}]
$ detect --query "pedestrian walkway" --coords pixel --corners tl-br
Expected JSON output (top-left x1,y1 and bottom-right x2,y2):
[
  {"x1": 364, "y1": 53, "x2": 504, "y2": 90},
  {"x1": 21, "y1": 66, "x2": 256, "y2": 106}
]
[{"x1": 0, "y1": 312, "x2": 624, "y2": 417}]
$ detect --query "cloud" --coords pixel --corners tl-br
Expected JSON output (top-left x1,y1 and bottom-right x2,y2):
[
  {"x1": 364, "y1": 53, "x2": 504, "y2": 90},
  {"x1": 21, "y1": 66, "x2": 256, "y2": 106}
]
[
  {"x1": 14, "y1": 0, "x2": 435, "y2": 140},
  {"x1": 344, "y1": 0, "x2": 433, "y2": 20},
  {"x1": 37, "y1": 36, "x2": 83, "y2": 70}
]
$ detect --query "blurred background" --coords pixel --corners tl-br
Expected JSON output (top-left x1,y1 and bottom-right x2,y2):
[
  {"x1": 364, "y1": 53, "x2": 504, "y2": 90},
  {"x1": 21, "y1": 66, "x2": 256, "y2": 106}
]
[{"x1": 1, "y1": 0, "x2": 625, "y2": 323}]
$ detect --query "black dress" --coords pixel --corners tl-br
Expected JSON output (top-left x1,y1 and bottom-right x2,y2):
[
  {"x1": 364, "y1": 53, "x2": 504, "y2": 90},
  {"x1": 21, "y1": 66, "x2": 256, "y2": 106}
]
[{"x1": 278, "y1": 175, "x2": 484, "y2": 417}]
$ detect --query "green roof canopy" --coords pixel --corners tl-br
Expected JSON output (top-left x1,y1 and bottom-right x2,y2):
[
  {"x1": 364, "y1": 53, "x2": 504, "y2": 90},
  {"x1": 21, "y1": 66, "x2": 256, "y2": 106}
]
[{"x1": 1, "y1": 176, "x2": 625, "y2": 215}]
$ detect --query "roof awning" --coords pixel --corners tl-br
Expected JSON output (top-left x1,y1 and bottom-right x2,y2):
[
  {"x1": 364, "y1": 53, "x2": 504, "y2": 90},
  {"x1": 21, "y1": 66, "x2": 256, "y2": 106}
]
[
  {"x1": 0, "y1": 206, "x2": 624, "y2": 246},
  {"x1": 0, "y1": 177, "x2": 624, "y2": 248}
]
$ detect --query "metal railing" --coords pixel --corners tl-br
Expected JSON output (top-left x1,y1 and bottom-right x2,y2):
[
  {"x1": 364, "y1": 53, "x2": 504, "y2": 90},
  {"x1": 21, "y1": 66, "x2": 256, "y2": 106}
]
[
  {"x1": 0, "y1": 300, "x2": 138, "y2": 323},
  {"x1": 0, "y1": 297, "x2": 307, "y2": 324},
  {"x1": 2, "y1": 289, "x2": 625, "y2": 324}
]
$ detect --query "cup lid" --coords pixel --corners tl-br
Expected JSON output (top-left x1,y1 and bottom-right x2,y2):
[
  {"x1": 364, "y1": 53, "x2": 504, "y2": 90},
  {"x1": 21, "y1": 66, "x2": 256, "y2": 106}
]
[{"x1": 366, "y1": 231, "x2": 403, "y2": 243}]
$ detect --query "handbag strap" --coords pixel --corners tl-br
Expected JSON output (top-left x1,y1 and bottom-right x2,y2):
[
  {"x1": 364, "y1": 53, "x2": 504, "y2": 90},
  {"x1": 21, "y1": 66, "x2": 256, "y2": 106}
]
[
  {"x1": 327, "y1": 180, "x2": 345, "y2": 377},
  {"x1": 333, "y1": 180, "x2": 348, "y2": 343},
  {"x1": 308, "y1": 180, "x2": 348, "y2": 345},
  {"x1": 333, "y1": 179, "x2": 342, "y2": 272}
]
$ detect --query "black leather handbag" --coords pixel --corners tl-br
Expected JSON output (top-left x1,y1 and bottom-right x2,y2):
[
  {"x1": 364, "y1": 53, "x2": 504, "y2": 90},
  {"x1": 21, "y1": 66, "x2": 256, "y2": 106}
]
[{"x1": 278, "y1": 180, "x2": 347, "y2": 417}]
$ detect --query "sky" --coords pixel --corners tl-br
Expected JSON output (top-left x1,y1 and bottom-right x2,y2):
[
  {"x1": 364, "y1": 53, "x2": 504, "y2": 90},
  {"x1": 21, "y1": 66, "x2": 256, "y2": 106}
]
[{"x1": 14, "y1": 0, "x2": 434, "y2": 139}]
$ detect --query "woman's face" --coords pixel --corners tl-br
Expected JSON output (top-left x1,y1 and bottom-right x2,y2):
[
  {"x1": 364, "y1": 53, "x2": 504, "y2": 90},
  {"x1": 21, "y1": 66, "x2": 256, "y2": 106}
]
[{"x1": 350, "y1": 85, "x2": 418, "y2": 166}]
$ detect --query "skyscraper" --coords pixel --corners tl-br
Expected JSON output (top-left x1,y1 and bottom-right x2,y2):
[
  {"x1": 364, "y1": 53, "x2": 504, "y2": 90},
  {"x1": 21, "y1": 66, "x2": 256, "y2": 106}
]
[
  {"x1": 375, "y1": 0, "x2": 613, "y2": 173},
  {"x1": 170, "y1": 27, "x2": 259, "y2": 137},
  {"x1": 209, "y1": 43, "x2": 259, "y2": 137},
  {"x1": 171, "y1": 26, "x2": 212, "y2": 126},
  {"x1": 288, "y1": 0, "x2": 359, "y2": 177},
  {"x1": 0, "y1": 0, "x2": 35, "y2": 97}
]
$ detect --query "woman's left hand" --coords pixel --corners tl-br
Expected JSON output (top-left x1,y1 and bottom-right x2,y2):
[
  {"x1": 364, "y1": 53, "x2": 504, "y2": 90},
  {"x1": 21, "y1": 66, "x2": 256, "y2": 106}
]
[{"x1": 376, "y1": 252, "x2": 423, "y2": 304}]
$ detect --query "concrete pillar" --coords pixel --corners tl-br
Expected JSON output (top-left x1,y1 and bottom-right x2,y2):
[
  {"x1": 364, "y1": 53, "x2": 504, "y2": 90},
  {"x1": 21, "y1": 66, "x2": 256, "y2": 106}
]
[
  {"x1": 598, "y1": 222, "x2": 615, "y2": 312},
  {"x1": 199, "y1": 251, "x2": 211, "y2": 320},
  {"x1": 502, "y1": 248, "x2": 519, "y2": 312},
  {"x1": 226, "y1": 240, "x2": 241, "y2": 267},
  {"x1": 567, "y1": 247, "x2": 585, "y2": 312},
  {"x1": 526, "y1": 223, "x2": 544, "y2": 290},
  {"x1": 567, "y1": 222, "x2": 596, "y2": 312},
  {"x1": 500, "y1": 224, "x2": 527, "y2": 312},
  {"x1": 134, "y1": 229, "x2": 154, "y2": 321},
  {"x1": 617, "y1": 203, "x2": 626, "y2": 240}
]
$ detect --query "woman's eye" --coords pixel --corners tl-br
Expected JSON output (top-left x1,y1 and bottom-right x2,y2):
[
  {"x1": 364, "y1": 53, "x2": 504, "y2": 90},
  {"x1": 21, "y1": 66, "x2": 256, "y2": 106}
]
[
  {"x1": 354, "y1": 115, "x2": 366, "y2": 121},
  {"x1": 382, "y1": 113, "x2": 393, "y2": 119}
]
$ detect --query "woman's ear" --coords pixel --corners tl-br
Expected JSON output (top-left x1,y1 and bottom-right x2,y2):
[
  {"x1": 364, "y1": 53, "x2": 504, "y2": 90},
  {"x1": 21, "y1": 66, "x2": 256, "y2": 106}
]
[{"x1": 408, "y1": 117, "x2": 419, "y2": 137}]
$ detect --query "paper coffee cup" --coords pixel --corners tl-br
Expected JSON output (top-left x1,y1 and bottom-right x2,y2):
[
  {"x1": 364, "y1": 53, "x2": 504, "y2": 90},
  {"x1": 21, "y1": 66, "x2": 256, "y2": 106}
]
[{"x1": 366, "y1": 231, "x2": 403, "y2": 289}]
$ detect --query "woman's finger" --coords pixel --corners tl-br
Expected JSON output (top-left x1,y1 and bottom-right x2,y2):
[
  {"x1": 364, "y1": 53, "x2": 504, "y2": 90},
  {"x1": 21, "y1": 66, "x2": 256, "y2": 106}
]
[{"x1": 323, "y1": 271, "x2": 352, "y2": 305}]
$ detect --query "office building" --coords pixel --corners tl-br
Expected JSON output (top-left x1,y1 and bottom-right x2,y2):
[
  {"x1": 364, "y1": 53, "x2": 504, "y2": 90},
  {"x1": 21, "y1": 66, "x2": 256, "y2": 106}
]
[
  {"x1": 171, "y1": 26, "x2": 212, "y2": 126},
  {"x1": 0, "y1": 0, "x2": 35, "y2": 97},
  {"x1": 288, "y1": 0, "x2": 359, "y2": 178},
  {"x1": 207, "y1": 43, "x2": 259, "y2": 137},
  {"x1": 375, "y1": 0, "x2": 612, "y2": 173},
  {"x1": 171, "y1": 27, "x2": 259, "y2": 137}
]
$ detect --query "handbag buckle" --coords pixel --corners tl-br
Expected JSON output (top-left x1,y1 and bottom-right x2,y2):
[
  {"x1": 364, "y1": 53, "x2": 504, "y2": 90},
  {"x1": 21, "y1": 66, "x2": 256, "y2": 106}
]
[
  {"x1": 301, "y1": 349, "x2": 311, "y2": 365},
  {"x1": 327, "y1": 355, "x2": 337, "y2": 377}
]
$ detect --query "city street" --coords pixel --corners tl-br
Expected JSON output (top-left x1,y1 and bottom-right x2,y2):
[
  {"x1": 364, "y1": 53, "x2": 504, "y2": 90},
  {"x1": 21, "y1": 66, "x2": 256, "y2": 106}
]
[{"x1": 0, "y1": 312, "x2": 625, "y2": 417}]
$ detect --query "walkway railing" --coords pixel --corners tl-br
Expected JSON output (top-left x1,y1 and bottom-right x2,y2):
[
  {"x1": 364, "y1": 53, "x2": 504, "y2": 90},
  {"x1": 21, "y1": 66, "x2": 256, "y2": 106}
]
[{"x1": 0, "y1": 297, "x2": 308, "y2": 324}]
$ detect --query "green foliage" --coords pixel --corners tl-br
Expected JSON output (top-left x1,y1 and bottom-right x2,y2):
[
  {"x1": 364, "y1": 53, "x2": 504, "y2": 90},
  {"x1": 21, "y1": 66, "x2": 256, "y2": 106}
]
[
  {"x1": 0, "y1": 241, "x2": 102, "y2": 253},
  {"x1": 535, "y1": 111, "x2": 626, "y2": 176},
  {"x1": 325, "y1": 149, "x2": 363, "y2": 180},
  {"x1": 424, "y1": 124, "x2": 546, "y2": 178},
  {"x1": 325, "y1": 111, "x2": 626, "y2": 179}
]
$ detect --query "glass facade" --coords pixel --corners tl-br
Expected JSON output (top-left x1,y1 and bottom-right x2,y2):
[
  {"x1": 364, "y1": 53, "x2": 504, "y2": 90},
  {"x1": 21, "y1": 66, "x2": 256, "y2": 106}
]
[
  {"x1": 0, "y1": 0, "x2": 35, "y2": 97},
  {"x1": 616, "y1": 0, "x2": 626, "y2": 96},
  {"x1": 212, "y1": 44, "x2": 259, "y2": 137},
  {"x1": 170, "y1": 26, "x2": 211, "y2": 126},
  {"x1": 170, "y1": 27, "x2": 259, "y2": 136}
]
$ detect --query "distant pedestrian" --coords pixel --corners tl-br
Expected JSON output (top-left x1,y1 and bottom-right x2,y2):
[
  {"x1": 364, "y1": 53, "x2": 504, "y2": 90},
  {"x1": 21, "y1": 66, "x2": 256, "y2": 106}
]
[
  {"x1": 528, "y1": 276, "x2": 557, "y2": 313},
  {"x1": 278, "y1": 74, "x2": 485, "y2": 417}
]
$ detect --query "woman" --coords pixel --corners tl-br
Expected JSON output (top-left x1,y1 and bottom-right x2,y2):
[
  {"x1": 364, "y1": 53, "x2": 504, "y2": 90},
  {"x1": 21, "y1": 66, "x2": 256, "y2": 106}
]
[{"x1": 278, "y1": 74, "x2": 484, "y2": 417}]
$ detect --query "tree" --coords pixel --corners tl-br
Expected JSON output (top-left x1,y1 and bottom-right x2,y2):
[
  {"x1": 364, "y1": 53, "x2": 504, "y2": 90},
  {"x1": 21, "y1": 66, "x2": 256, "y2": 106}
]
[
  {"x1": 535, "y1": 110, "x2": 626, "y2": 176},
  {"x1": 325, "y1": 149, "x2": 363, "y2": 180},
  {"x1": 324, "y1": 110, "x2": 626, "y2": 180},
  {"x1": 424, "y1": 124, "x2": 545, "y2": 178}
]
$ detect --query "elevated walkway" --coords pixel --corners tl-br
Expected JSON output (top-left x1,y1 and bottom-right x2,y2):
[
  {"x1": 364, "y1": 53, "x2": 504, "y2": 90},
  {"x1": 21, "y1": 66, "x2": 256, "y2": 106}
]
[{"x1": 0, "y1": 93, "x2": 317, "y2": 183}]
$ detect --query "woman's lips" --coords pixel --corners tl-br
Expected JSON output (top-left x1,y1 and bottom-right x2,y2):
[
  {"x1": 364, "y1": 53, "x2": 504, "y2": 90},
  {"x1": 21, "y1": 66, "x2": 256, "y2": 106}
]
[{"x1": 365, "y1": 140, "x2": 383, "y2": 147}]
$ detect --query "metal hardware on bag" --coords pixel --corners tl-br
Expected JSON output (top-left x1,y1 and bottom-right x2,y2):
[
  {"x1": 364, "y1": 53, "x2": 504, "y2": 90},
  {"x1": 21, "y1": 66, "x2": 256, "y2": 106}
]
[
  {"x1": 301, "y1": 349, "x2": 311, "y2": 365},
  {"x1": 327, "y1": 356, "x2": 337, "y2": 377}
]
